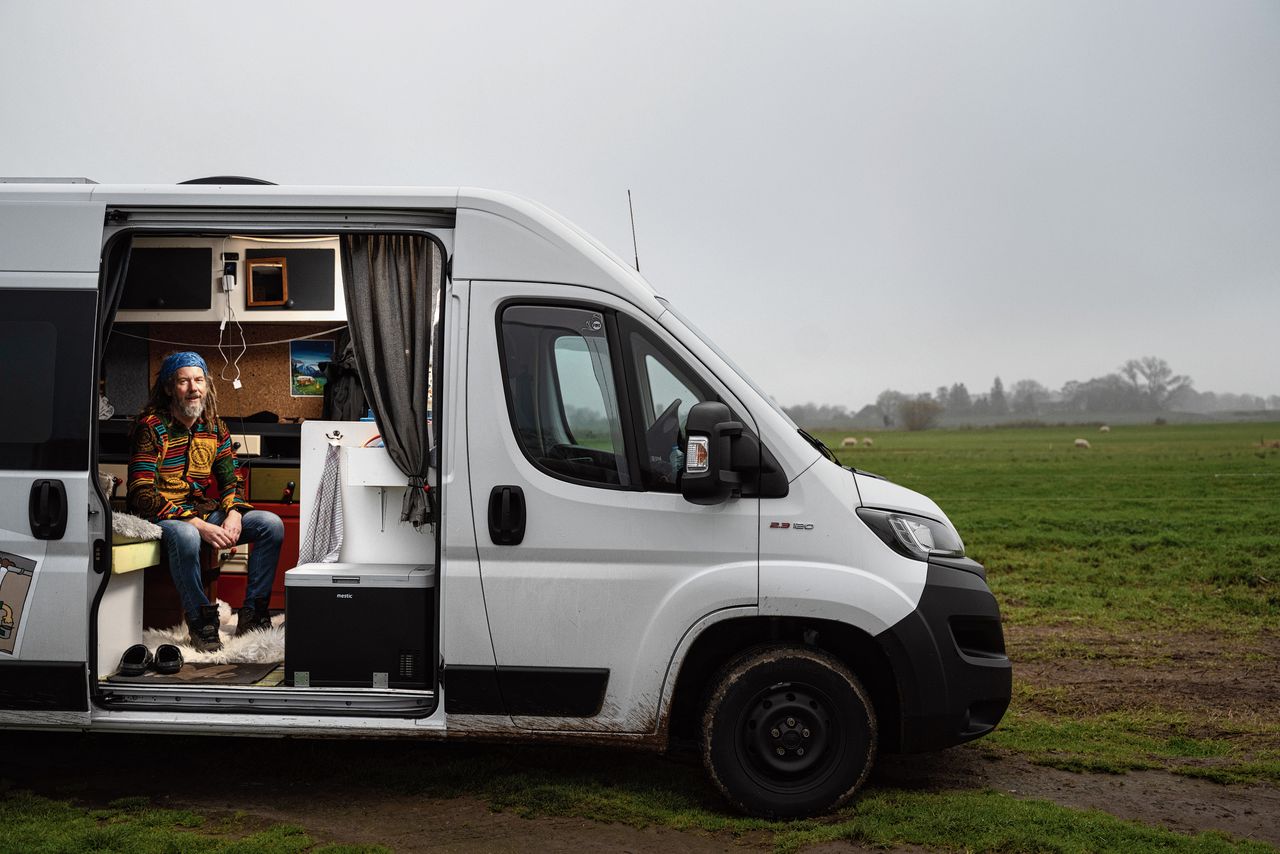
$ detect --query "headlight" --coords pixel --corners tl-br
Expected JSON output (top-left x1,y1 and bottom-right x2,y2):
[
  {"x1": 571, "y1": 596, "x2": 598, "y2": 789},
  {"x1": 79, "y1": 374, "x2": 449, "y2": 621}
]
[{"x1": 856, "y1": 507, "x2": 965, "y2": 561}]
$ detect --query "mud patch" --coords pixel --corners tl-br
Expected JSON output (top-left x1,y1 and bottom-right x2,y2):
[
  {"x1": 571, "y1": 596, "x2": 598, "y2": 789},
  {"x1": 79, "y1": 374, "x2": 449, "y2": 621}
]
[{"x1": 877, "y1": 747, "x2": 1280, "y2": 847}]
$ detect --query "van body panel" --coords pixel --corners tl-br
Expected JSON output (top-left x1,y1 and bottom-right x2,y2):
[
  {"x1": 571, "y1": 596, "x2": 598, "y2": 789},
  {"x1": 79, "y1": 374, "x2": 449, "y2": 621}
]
[
  {"x1": 0, "y1": 201, "x2": 105, "y2": 272},
  {"x1": 853, "y1": 471, "x2": 949, "y2": 522},
  {"x1": 465, "y1": 280, "x2": 758, "y2": 732},
  {"x1": 760, "y1": 461, "x2": 926, "y2": 634},
  {"x1": 453, "y1": 207, "x2": 665, "y2": 320},
  {"x1": 438, "y1": 282, "x2": 503, "y2": 692}
]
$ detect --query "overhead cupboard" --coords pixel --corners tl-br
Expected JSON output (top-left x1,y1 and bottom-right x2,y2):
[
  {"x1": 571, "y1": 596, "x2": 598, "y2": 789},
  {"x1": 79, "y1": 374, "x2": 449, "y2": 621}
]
[{"x1": 113, "y1": 236, "x2": 346, "y2": 323}]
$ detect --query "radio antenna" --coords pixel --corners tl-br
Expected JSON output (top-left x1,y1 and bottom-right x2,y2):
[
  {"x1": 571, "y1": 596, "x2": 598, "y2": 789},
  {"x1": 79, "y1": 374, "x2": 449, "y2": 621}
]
[{"x1": 627, "y1": 189, "x2": 641, "y2": 272}]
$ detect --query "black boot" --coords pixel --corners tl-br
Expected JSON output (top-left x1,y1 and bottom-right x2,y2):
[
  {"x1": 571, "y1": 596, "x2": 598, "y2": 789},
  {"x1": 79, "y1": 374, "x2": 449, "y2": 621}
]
[
  {"x1": 186, "y1": 604, "x2": 223, "y2": 652},
  {"x1": 235, "y1": 597, "x2": 273, "y2": 636}
]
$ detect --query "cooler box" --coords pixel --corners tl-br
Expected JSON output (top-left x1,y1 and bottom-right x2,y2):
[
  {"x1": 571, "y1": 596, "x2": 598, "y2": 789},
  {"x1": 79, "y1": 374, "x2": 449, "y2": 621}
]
[{"x1": 285, "y1": 562, "x2": 435, "y2": 689}]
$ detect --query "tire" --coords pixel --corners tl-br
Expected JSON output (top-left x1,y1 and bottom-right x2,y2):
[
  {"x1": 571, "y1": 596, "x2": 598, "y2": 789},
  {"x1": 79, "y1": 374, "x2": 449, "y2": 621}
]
[{"x1": 701, "y1": 645, "x2": 877, "y2": 818}]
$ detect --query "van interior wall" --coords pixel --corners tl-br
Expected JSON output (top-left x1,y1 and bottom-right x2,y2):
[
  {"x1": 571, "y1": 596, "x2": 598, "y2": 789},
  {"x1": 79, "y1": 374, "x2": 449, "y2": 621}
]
[{"x1": 103, "y1": 322, "x2": 342, "y2": 421}]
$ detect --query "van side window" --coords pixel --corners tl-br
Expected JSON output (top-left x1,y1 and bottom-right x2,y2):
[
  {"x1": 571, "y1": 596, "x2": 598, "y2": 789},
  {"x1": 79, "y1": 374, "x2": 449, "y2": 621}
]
[
  {"x1": 0, "y1": 290, "x2": 95, "y2": 470},
  {"x1": 499, "y1": 305, "x2": 631, "y2": 488},
  {"x1": 623, "y1": 323, "x2": 715, "y2": 493}
]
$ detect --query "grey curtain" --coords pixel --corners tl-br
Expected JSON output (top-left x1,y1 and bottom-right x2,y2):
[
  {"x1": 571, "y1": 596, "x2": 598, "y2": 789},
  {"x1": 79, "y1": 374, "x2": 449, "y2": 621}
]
[{"x1": 340, "y1": 234, "x2": 440, "y2": 527}]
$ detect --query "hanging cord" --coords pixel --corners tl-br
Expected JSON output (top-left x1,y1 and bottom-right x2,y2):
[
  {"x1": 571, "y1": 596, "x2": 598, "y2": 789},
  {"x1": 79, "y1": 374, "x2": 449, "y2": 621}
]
[
  {"x1": 218, "y1": 298, "x2": 248, "y2": 385},
  {"x1": 114, "y1": 324, "x2": 348, "y2": 348},
  {"x1": 214, "y1": 237, "x2": 248, "y2": 386}
]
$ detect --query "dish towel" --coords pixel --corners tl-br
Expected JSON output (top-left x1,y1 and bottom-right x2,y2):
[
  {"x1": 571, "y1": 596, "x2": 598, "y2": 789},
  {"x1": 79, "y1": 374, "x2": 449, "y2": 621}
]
[{"x1": 299, "y1": 442, "x2": 343, "y2": 563}]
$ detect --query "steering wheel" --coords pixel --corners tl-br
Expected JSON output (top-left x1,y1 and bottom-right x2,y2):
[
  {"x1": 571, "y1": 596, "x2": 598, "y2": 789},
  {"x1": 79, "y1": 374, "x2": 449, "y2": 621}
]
[{"x1": 645, "y1": 398, "x2": 682, "y2": 464}]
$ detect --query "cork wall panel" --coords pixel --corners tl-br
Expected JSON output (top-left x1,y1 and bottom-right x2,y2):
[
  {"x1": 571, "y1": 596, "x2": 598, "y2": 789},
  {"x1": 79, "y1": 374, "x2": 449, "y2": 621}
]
[{"x1": 147, "y1": 322, "x2": 344, "y2": 421}]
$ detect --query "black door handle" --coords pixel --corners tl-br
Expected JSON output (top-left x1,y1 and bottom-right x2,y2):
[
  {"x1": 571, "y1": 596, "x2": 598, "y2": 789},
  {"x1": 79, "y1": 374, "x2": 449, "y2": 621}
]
[
  {"x1": 29, "y1": 479, "x2": 68, "y2": 540},
  {"x1": 487, "y1": 485, "x2": 526, "y2": 546}
]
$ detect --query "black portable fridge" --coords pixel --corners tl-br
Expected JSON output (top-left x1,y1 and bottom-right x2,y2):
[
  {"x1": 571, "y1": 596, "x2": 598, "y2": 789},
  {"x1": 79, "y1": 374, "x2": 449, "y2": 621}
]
[{"x1": 284, "y1": 563, "x2": 435, "y2": 689}]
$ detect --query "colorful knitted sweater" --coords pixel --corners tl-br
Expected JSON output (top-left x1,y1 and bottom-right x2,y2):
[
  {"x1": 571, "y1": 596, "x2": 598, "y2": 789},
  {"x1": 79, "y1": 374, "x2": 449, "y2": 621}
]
[{"x1": 127, "y1": 409, "x2": 253, "y2": 521}]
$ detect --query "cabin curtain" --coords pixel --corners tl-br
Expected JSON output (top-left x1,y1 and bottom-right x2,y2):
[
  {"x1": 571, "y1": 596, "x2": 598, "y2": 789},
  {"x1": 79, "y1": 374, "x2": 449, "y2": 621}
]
[{"x1": 340, "y1": 234, "x2": 440, "y2": 528}]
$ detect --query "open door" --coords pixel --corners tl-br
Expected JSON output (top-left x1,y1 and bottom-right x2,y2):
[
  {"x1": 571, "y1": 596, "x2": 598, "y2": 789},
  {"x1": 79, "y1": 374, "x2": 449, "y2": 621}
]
[{"x1": 0, "y1": 197, "x2": 105, "y2": 718}]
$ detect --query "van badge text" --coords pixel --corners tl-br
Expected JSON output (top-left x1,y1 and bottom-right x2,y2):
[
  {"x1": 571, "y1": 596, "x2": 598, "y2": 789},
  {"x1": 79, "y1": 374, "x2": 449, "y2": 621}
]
[{"x1": 769, "y1": 522, "x2": 814, "y2": 530}]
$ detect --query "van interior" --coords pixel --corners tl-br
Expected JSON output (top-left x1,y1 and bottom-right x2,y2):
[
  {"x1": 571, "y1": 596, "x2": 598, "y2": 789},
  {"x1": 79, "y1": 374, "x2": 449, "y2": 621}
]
[{"x1": 94, "y1": 223, "x2": 442, "y2": 716}]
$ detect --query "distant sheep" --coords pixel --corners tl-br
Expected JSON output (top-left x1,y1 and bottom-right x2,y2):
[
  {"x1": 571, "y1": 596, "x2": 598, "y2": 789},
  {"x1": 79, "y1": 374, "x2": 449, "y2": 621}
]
[
  {"x1": 840, "y1": 437, "x2": 859, "y2": 448},
  {"x1": 1074, "y1": 438, "x2": 1091, "y2": 449},
  {"x1": 862, "y1": 437, "x2": 874, "y2": 447},
  {"x1": 1099, "y1": 425, "x2": 1111, "y2": 433}
]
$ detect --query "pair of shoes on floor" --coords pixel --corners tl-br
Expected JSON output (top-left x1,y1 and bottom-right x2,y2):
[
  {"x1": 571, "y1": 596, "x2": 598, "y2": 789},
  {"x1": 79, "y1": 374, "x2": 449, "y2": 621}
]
[{"x1": 119, "y1": 642, "x2": 183, "y2": 676}]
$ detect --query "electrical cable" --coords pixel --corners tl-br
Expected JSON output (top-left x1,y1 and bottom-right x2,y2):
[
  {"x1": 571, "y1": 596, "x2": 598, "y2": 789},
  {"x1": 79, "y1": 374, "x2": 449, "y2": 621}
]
[{"x1": 114, "y1": 324, "x2": 348, "y2": 348}]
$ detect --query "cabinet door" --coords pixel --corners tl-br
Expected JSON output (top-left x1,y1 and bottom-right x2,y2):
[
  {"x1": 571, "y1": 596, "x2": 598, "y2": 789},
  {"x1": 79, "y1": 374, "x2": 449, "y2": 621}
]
[
  {"x1": 245, "y1": 248, "x2": 335, "y2": 311},
  {"x1": 118, "y1": 247, "x2": 213, "y2": 310}
]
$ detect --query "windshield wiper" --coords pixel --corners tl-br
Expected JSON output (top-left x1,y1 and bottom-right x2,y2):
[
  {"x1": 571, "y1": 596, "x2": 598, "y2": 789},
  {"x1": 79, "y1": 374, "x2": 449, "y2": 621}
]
[{"x1": 797, "y1": 428, "x2": 839, "y2": 464}]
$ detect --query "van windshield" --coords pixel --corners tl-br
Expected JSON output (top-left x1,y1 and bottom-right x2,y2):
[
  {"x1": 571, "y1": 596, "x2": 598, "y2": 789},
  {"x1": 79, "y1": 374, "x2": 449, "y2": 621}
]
[{"x1": 655, "y1": 298, "x2": 799, "y2": 430}]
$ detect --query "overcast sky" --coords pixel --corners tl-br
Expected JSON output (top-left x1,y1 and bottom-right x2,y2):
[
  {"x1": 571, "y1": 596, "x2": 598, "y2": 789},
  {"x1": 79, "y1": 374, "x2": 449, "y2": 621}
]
[{"x1": 2, "y1": 1, "x2": 1276, "y2": 407}]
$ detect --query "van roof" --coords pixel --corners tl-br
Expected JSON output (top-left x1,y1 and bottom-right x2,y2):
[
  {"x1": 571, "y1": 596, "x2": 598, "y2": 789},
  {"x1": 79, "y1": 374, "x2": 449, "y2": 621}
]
[{"x1": 0, "y1": 182, "x2": 663, "y2": 311}]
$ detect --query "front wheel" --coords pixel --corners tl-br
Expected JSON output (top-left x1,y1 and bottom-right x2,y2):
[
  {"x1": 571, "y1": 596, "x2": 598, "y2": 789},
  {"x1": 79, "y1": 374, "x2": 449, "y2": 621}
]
[{"x1": 702, "y1": 646, "x2": 877, "y2": 818}]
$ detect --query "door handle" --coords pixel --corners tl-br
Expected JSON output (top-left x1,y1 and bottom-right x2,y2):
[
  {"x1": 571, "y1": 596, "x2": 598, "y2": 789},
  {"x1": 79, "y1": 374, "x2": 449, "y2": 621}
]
[
  {"x1": 29, "y1": 479, "x2": 68, "y2": 540},
  {"x1": 487, "y1": 485, "x2": 526, "y2": 546}
]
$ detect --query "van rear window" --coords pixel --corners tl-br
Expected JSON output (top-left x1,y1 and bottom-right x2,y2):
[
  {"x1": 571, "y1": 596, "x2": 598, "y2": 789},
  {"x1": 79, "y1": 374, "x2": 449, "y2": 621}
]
[
  {"x1": 0, "y1": 321, "x2": 56, "y2": 443},
  {"x1": 0, "y1": 289, "x2": 94, "y2": 470}
]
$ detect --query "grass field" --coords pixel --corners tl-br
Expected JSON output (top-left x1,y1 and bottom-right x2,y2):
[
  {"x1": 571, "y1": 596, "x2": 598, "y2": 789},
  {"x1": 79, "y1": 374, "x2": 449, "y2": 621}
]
[
  {"x1": 818, "y1": 422, "x2": 1280, "y2": 636},
  {"x1": 819, "y1": 422, "x2": 1280, "y2": 793},
  {"x1": 3, "y1": 422, "x2": 1276, "y2": 852}
]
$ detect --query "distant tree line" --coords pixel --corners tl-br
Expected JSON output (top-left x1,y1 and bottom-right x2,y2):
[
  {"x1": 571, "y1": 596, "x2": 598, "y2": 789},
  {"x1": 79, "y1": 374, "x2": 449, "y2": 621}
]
[{"x1": 784, "y1": 357, "x2": 1280, "y2": 431}]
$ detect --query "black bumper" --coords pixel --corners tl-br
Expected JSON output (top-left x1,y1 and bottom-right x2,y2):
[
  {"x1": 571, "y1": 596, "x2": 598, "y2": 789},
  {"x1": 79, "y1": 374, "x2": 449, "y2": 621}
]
[{"x1": 875, "y1": 557, "x2": 1012, "y2": 753}]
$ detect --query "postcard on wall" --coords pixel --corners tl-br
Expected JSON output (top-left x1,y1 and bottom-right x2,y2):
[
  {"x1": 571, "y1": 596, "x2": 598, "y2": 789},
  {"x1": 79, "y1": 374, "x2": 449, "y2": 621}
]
[{"x1": 290, "y1": 339, "x2": 334, "y2": 397}]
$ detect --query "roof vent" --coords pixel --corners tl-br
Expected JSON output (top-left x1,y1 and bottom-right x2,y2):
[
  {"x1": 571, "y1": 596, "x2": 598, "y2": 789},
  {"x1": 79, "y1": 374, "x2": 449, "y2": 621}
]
[{"x1": 179, "y1": 176, "x2": 276, "y2": 185}]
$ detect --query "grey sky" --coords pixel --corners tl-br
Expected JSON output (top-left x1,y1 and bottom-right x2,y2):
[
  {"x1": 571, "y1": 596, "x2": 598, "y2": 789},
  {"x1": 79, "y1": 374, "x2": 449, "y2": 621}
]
[{"x1": 2, "y1": 0, "x2": 1277, "y2": 407}]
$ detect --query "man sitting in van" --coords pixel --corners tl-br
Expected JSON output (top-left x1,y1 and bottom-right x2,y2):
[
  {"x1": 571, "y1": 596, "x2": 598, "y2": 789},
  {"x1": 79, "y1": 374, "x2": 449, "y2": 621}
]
[{"x1": 128, "y1": 352, "x2": 284, "y2": 652}]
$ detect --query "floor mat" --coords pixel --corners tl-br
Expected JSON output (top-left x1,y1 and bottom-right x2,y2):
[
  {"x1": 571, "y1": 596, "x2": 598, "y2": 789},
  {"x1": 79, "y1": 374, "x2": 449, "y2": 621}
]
[{"x1": 106, "y1": 662, "x2": 279, "y2": 685}]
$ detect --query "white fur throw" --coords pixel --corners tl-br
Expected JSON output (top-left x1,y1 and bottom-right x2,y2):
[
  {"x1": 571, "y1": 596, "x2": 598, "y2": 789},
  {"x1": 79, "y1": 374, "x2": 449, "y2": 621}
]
[
  {"x1": 112, "y1": 511, "x2": 163, "y2": 543},
  {"x1": 143, "y1": 600, "x2": 286, "y2": 665}
]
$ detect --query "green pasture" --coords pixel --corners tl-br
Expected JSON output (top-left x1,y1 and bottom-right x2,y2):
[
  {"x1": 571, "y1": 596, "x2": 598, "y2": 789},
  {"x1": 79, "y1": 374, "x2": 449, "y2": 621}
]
[
  {"x1": 822, "y1": 421, "x2": 1280, "y2": 790},
  {"x1": 818, "y1": 422, "x2": 1280, "y2": 636}
]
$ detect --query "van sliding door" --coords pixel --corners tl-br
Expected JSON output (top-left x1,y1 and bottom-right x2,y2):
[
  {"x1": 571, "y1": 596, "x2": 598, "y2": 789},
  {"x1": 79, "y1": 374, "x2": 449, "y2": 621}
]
[{"x1": 0, "y1": 198, "x2": 104, "y2": 719}]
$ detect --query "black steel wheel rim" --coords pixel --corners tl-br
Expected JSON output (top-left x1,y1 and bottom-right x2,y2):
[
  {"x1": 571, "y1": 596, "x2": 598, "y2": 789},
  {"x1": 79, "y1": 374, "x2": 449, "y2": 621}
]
[{"x1": 734, "y1": 679, "x2": 845, "y2": 792}]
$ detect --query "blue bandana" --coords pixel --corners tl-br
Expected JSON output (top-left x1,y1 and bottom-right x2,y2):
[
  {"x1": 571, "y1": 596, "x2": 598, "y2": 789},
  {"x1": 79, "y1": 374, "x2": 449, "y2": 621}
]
[{"x1": 159, "y1": 351, "x2": 209, "y2": 383}]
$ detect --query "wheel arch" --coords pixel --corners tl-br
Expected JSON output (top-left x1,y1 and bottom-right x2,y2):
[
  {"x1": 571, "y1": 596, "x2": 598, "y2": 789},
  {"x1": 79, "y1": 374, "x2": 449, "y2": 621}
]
[{"x1": 664, "y1": 615, "x2": 903, "y2": 752}]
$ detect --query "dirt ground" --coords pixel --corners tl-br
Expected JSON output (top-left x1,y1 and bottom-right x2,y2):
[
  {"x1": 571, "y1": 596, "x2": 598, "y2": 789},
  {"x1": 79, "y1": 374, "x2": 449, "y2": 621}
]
[{"x1": 3, "y1": 626, "x2": 1277, "y2": 852}]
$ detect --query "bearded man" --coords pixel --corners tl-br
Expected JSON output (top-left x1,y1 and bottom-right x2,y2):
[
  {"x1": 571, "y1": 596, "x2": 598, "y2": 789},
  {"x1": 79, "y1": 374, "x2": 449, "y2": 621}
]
[{"x1": 128, "y1": 351, "x2": 284, "y2": 652}]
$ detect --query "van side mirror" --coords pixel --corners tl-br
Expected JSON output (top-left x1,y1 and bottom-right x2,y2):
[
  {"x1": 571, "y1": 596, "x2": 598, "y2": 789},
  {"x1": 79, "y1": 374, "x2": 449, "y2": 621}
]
[{"x1": 681, "y1": 401, "x2": 745, "y2": 505}]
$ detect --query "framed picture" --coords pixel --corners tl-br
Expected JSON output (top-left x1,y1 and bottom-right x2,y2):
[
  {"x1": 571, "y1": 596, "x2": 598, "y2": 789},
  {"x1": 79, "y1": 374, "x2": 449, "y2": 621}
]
[
  {"x1": 290, "y1": 339, "x2": 334, "y2": 397},
  {"x1": 247, "y1": 257, "x2": 289, "y2": 307}
]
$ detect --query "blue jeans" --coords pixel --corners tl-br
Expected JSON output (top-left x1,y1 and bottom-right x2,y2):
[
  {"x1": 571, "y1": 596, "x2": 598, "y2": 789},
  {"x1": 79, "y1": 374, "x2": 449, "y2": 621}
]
[{"x1": 157, "y1": 509, "x2": 285, "y2": 621}]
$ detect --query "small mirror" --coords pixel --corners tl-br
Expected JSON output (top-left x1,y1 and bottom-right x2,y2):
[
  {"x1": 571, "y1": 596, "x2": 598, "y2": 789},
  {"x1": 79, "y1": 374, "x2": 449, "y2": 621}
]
[{"x1": 246, "y1": 257, "x2": 289, "y2": 307}]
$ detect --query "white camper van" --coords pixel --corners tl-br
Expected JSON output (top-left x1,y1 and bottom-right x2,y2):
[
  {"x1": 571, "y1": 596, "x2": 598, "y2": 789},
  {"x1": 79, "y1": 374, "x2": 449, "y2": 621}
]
[{"x1": 0, "y1": 178, "x2": 1010, "y2": 818}]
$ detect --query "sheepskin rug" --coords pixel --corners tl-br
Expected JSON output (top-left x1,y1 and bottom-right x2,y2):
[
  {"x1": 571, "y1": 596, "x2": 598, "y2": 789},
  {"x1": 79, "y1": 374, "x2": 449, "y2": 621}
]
[{"x1": 142, "y1": 600, "x2": 286, "y2": 665}]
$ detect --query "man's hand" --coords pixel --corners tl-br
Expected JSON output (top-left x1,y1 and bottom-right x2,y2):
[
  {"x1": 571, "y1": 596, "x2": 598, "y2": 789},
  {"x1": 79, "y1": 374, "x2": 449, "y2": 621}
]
[
  {"x1": 187, "y1": 516, "x2": 237, "y2": 550},
  {"x1": 222, "y1": 508, "x2": 242, "y2": 544}
]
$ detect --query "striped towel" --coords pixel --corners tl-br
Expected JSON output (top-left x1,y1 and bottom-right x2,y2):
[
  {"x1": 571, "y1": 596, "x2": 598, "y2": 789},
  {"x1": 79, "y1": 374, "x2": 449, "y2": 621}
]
[{"x1": 299, "y1": 443, "x2": 343, "y2": 564}]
